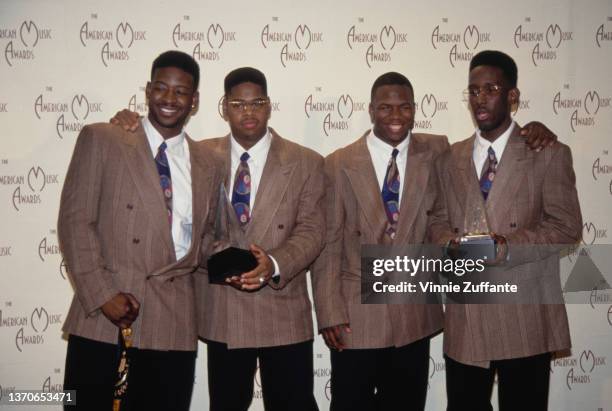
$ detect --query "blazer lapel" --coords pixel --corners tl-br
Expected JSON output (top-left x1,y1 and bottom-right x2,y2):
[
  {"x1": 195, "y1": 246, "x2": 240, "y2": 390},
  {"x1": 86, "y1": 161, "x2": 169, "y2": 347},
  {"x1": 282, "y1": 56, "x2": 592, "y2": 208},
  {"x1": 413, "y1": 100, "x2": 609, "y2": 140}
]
[
  {"x1": 120, "y1": 127, "x2": 174, "y2": 254},
  {"x1": 484, "y1": 126, "x2": 530, "y2": 229},
  {"x1": 449, "y1": 136, "x2": 478, "y2": 219},
  {"x1": 181, "y1": 135, "x2": 214, "y2": 262},
  {"x1": 246, "y1": 131, "x2": 296, "y2": 244},
  {"x1": 394, "y1": 134, "x2": 433, "y2": 243},
  {"x1": 343, "y1": 132, "x2": 388, "y2": 240},
  {"x1": 212, "y1": 135, "x2": 251, "y2": 248}
]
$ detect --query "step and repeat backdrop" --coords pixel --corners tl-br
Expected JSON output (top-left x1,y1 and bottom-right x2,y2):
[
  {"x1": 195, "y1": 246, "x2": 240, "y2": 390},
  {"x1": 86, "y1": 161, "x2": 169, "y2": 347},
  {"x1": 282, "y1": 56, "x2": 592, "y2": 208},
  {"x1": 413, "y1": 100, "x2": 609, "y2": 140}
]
[{"x1": 1, "y1": 0, "x2": 611, "y2": 409}]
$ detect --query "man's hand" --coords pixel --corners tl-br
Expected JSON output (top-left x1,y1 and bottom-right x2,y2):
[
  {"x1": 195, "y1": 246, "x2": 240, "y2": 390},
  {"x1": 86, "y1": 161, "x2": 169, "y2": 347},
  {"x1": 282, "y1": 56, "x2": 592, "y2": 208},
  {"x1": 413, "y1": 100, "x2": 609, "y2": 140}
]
[
  {"x1": 109, "y1": 109, "x2": 140, "y2": 132},
  {"x1": 485, "y1": 233, "x2": 508, "y2": 266},
  {"x1": 225, "y1": 244, "x2": 274, "y2": 291},
  {"x1": 520, "y1": 122, "x2": 557, "y2": 151},
  {"x1": 321, "y1": 324, "x2": 351, "y2": 351},
  {"x1": 445, "y1": 237, "x2": 462, "y2": 260},
  {"x1": 101, "y1": 292, "x2": 140, "y2": 329}
]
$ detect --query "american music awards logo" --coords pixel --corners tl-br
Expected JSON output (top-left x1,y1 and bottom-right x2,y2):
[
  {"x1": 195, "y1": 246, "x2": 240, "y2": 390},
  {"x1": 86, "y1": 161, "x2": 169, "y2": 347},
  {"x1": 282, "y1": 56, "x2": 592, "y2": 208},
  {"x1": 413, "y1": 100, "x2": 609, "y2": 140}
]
[
  {"x1": 1, "y1": 305, "x2": 62, "y2": 352},
  {"x1": 414, "y1": 93, "x2": 449, "y2": 130},
  {"x1": 430, "y1": 20, "x2": 492, "y2": 68},
  {"x1": 1, "y1": 20, "x2": 52, "y2": 67},
  {"x1": 3, "y1": 165, "x2": 60, "y2": 211},
  {"x1": 79, "y1": 15, "x2": 147, "y2": 67},
  {"x1": 303, "y1": 88, "x2": 367, "y2": 137},
  {"x1": 172, "y1": 17, "x2": 237, "y2": 62},
  {"x1": 554, "y1": 349, "x2": 607, "y2": 390},
  {"x1": 552, "y1": 87, "x2": 611, "y2": 132},
  {"x1": 260, "y1": 19, "x2": 323, "y2": 67},
  {"x1": 513, "y1": 19, "x2": 573, "y2": 66},
  {"x1": 346, "y1": 20, "x2": 410, "y2": 68},
  {"x1": 34, "y1": 88, "x2": 104, "y2": 139}
]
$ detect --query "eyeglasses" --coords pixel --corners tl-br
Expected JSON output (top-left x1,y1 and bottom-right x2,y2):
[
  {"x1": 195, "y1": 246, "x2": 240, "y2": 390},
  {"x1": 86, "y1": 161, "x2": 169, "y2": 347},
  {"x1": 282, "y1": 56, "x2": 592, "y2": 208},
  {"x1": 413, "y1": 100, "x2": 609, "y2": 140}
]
[
  {"x1": 463, "y1": 84, "x2": 504, "y2": 99},
  {"x1": 227, "y1": 98, "x2": 269, "y2": 112}
]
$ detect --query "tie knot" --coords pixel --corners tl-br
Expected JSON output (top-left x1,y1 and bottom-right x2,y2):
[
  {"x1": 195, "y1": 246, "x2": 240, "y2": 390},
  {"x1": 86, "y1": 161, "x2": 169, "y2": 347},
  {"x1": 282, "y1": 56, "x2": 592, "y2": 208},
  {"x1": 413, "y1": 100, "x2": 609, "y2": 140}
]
[
  {"x1": 240, "y1": 152, "x2": 250, "y2": 162},
  {"x1": 487, "y1": 146, "x2": 496, "y2": 158},
  {"x1": 158, "y1": 141, "x2": 168, "y2": 153},
  {"x1": 391, "y1": 148, "x2": 399, "y2": 159}
]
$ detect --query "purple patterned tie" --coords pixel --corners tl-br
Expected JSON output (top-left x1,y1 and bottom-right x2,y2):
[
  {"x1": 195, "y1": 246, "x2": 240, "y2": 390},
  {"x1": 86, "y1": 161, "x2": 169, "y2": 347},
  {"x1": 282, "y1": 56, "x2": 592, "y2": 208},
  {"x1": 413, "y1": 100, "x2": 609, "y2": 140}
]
[
  {"x1": 382, "y1": 148, "x2": 400, "y2": 239},
  {"x1": 155, "y1": 142, "x2": 173, "y2": 225},
  {"x1": 479, "y1": 146, "x2": 497, "y2": 200},
  {"x1": 232, "y1": 152, "x2": 251, "y2": 226}
]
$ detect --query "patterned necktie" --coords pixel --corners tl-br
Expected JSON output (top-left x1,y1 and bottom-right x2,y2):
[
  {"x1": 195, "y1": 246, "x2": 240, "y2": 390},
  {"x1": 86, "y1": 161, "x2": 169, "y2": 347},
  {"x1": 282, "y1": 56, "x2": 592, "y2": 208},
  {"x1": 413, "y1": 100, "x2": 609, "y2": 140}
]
[
  {"x1": 232, "y1": 152, "x2": 251, "y2": 226},
  {"x1": 381, "y1": 148, "x2": 400, "y2": 239},
  {"x1": 155, "y1": 141, "x2": 173, "y2": 225},
  {"x1": 479, "y1": 146, "x2": 498, "y2": 200}
]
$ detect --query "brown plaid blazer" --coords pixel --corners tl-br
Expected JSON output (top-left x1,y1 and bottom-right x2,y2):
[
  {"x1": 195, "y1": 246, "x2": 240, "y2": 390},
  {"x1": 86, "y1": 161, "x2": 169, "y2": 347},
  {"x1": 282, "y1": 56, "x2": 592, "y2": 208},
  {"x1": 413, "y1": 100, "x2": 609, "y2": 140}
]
[
  {"x1": 58, "y1": 123, "x2": 222, "y2": 351},
  {"x1": 429, "y1": 125, "x2": 582, "y2": 366},
  {"x1": 312, "y1": 131, "x2": 448, "y2": 349},
  {"x1": 196, "y1": 129, "x2": 325, "y2": 348}
]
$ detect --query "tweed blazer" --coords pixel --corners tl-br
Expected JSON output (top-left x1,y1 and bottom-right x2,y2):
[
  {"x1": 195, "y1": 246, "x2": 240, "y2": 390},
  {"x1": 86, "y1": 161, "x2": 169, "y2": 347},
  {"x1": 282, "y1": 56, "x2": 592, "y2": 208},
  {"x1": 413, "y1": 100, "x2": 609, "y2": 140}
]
[
  {"x1": 58, "y1": 123, "x2": 222, "y2": 351},
  {"x1": 429, "y1": 125, "x2": 582, "y2": 366},
  {"x1": 312, "y1": 131, "x2": 448, "y2": 349},
  {"x1": 196, "y1": 129, "x2": 325, "y2": 349}
]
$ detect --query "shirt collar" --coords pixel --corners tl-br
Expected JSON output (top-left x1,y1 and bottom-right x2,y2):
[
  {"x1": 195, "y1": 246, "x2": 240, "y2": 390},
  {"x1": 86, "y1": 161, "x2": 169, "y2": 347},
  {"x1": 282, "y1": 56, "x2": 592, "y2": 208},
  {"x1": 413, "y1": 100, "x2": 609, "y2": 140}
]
[
  {"x1": 142, "y1": 116, "x2": 185, "y2": 154},
  {"x1": 230, "y1": 128, "x2": 272, "y2": 163},
  {"x1": 367, "y1": 129, "x2": 411, "y2": 158},
  {"x1": 475, "y1": 121, "x2": 516, "y2": 157}
]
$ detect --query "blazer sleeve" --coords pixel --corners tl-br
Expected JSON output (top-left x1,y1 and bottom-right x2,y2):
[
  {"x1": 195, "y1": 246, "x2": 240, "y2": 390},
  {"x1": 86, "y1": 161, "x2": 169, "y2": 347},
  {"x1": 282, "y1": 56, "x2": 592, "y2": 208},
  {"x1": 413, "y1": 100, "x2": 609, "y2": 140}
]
[
  {"x1": 311, "y1": 153, "x2": 350, "y2": 330},
  {"x1": 504, "y1": 143, "x2": 583, "y2": 267},
  {"x1": 57, "y1": 125, "x2": 120, "y2": 315},
  {"x1": 267, "y1": 154, "x2": 326, "y2": 290}
]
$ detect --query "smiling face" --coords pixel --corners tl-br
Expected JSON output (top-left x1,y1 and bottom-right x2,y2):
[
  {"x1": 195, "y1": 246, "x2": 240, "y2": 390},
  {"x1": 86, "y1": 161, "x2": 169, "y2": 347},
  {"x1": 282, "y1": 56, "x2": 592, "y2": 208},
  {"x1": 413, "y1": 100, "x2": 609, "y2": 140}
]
[
  {"x1": 146, "y1": 66, "x2": 198, "y2": 139},
  {"x1": 222, "y1": 82, "x2": 271, "y2": 150},
  {"x1": 369, "y1": 84, "x2": 415, "y2": 147},
  {"x1": 468, "y1": 65, "x2": 519, "y2": 142}
]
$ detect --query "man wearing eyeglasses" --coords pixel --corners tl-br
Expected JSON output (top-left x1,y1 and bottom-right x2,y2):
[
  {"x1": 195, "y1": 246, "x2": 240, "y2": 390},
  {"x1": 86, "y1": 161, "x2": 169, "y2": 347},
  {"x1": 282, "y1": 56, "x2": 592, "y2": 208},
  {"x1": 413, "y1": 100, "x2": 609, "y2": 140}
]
[
  {"x1": 199, "y1": 67, "x2": 324, "y2": 411},
  {"x1": 111, "y1": 67, "x2": 323, "y2": 411},
  {"x1": 428, "y1": 50, "x2": 582, "y2": 411}
]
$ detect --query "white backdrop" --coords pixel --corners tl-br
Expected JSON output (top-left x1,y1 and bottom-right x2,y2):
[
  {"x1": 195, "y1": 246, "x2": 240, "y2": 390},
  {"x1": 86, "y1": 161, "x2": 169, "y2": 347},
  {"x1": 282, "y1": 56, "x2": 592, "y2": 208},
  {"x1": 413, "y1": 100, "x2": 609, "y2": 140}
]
[{"x1": 1, "y1": 0, "x2": 611, "y2": 409}]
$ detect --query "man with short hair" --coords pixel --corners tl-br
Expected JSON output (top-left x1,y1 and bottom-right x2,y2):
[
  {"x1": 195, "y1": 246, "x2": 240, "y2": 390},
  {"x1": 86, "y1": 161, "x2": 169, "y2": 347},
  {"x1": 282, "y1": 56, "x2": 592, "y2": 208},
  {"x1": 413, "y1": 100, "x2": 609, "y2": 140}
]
[
  {"x1": 312, "y1": 72, "x2": 447, "y2": 411},
  {"x1": 59, "y1": 50, "x2": 222, "y2": 411},
  {"x1": 429, "y1": 50, "x2": 582, "y2": 411},
  {"x1": 199, "y1": 67, "x2": 323, "y2": 411}
]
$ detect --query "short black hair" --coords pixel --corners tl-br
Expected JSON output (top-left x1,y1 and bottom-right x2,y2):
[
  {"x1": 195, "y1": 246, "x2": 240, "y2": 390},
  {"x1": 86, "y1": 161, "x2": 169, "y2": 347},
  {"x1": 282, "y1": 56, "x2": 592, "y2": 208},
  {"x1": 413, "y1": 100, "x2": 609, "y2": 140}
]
[
  {"x1": 370, "y1": 72, "x2": 414, "y2": 102},
  {"x1": 151, "y1": 50, "x2": 200, "y2": 90},
  {"x1": 469, "y1": 50, "x2": 518, "y2": 88},
  {"x1": 224, "y1": 67, "x2": 268, "y2": 96}
]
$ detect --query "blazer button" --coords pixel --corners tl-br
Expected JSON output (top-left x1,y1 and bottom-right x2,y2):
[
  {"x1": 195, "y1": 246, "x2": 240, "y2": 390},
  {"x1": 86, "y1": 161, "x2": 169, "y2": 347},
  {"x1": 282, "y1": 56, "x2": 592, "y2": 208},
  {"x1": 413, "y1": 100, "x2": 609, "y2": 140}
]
[
  {"x1": 132, "y1": 238, "x2": 140, "y2": 244},
  {"x1": 126, "y1": 204, "x2": 134, "y2": 210},
  {"x1": 510, "y1": 222, "x2": 517, "y2": 228},
  {"x1": 277, "y1": 224, "x2": 284, "y2": 229}
]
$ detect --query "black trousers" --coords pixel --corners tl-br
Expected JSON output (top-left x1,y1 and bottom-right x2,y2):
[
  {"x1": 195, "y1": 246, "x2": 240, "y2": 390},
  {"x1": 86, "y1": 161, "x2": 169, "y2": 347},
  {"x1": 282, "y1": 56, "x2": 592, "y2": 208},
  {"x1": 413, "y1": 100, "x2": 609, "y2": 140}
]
[
  {"x1": 206, "y1": 339, "x2": 319, "y2": 411},
  {"x1": 63, "y1": 334, "x2": 196, "y2": 411},
  {"x1": 330, "y1": 336, "x2": 431, "y2": 411},
  {"x1": 445, "y1": 352, "x2": 552, "y2": 411}
]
